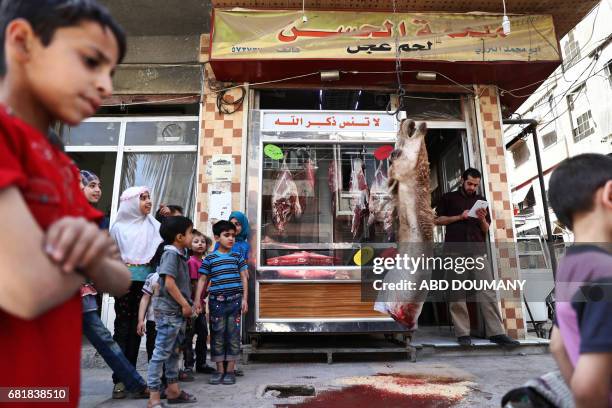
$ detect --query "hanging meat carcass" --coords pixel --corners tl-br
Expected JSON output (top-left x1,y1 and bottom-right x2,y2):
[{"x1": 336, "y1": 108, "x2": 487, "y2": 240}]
[
  {"x1": 271, "y1": 160, "x2": 302, "y2": 233},
  {"x1": 305, "y1": 158, "x2": 316, "y2": 192},
  {"x1": 374, "y1": 120, "x2": 434, "y2": 331},
  {"x1": 367, "y1": 161, "x2": 395, "y2": 241},
  {"x1": 328, "y1": 160, "x2": 340, "y2": 214},
  {"x1": 348, "y1": 157, "x2": 369, "y2": 239}
]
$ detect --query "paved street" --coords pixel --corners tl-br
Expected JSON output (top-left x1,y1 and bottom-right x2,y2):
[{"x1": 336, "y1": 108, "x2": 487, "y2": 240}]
[{"x1": 80, "y1": 351, "x2": 556, "y2": 407}]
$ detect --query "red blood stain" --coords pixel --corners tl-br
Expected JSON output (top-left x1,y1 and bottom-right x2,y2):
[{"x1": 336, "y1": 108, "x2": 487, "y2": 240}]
[
  {"x1": 275, "y1": 385, "x2": 459, "y2": 408},
  {"x1": 390, "y1": 303, "x2": 419, "y2": 328}
]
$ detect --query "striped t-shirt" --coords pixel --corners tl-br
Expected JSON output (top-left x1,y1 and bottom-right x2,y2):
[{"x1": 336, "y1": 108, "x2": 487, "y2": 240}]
[{"x1": 199, "y1": 250, "x2": 247, "y2": 296}]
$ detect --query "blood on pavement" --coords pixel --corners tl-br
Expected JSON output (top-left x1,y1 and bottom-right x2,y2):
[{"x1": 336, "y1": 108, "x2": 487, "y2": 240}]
[{"x1": 275, "y1": 385, "x2": 459, "y2": 408}]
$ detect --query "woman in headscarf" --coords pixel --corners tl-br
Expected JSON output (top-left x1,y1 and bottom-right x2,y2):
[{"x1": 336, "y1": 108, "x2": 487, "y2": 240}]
[{"x1": 109, "y1": 186, "x2": 162, "y2": 398}]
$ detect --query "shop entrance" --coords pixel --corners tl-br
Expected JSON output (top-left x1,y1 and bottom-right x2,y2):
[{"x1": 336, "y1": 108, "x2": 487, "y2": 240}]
[{"x1": 246, "y1": 89, "x2": 474, "y2": 337}]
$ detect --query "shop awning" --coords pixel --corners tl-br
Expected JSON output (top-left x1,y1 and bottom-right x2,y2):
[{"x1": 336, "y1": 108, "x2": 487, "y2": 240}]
[{"x1": 512, "y1": 184, "x2": 533, "y2": 205}]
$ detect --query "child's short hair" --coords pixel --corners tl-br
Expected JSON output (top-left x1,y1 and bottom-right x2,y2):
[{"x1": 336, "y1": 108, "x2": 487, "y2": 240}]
[
  {"x1": 0, "y1": 0, "x2": 127, "y2": 76},
  {"x1": 213, "y1": 220, "x2": 236, "y2": 237},
  {"x1": 192, "y1": 228, "x2": 204, "y2": 238},
  {"x1": 549, "y1": 153, "x2": 612, "y2": 229},
  {"x1": 159, "y1": 216, "x2": 193, "y2": 243}
]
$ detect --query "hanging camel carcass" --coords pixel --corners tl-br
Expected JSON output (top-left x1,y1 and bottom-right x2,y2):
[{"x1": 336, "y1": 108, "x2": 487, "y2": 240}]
[{"x1": 374, "y1": 119, "x2": 434, "y2": 330}]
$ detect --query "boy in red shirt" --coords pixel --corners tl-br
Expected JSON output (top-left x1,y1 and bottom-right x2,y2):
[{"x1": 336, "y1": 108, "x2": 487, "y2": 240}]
[{"x1": 0, "y1": 1, "x2": 130, "y2": 406}]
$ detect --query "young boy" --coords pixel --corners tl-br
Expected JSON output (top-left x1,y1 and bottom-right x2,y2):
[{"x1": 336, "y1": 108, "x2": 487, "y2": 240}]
[
  {"x1": 147, "y1": 216, "x2": 197, "y2": 406},
  {"x1": 547, "y1": 153, "x2": 612, "y2": 408},
  {"x1": 185, "y1": 230, "x2": 215, "y2": 374},
  {"x1": 195, "y1": 220, "x2": 249, "y2": 385},
  {"x1": 0, "y1": 1, "x2": 130, "y2": 405}
]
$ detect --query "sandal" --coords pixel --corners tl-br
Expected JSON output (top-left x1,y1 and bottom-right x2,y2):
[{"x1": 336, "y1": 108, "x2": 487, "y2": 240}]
[
  {"x1": 167, "y1": 390, "x2": 197, "y2": 404},
  {"x1": 148, "y1": 401, "x2": 168, "y2": 408}
]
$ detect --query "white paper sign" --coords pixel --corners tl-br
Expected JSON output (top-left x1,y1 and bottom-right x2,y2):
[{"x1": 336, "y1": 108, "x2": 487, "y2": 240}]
[
  {"x1": 208, "y1": 188, "x2": 232, "y2": 221},
  {"x1": 210, "y1": 154, "x2": 234, "y2": 182},
  {"x1": 262, "y1": 111, "x2": 397, "y2": 132}
]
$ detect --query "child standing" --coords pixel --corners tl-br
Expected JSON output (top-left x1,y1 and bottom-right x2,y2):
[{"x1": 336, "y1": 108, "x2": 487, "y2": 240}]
[
  {"x1": 185, "y1": 230, "x2": 215, "y2": 374},
  {"x1": 213, "y1": 211, "x2": 251, "y2": 260},
  {"x1": 195, "y1": 220, "x2": 248, "y2": 385},
  {"x1": 0, "y1": 2, "x2": 130, "y2": 405},
  {"x1": 141, "y1": 203, "x2": 184, "y2": 361},
  {"x1": 548, "y1": 153, "x2": 612, "y2": 407},
  {"x1": 147, "y1": 216, "x2": 197, "y2": 406}
]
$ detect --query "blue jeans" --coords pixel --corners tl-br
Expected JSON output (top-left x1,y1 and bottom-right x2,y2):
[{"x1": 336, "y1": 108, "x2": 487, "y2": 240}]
[
  {"x1": 209, "y1": 294, "x2": 242, "y2": 363},
  {"x1": 146, "y1": 312, "x2": 185, "y2": 391},
  {"x1": 82, "y1": 310, "x2": 146, "y2": 392}
]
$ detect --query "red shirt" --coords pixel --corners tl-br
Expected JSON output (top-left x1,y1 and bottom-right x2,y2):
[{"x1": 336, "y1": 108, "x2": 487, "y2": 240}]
[{"x1": 0, "y1": 106, "x2": 101, "y2": 407}]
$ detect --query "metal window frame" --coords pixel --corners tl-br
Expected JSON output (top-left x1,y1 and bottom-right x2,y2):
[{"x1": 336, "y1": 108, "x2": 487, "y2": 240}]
[{"x1": 63, "y1": 115, "x2": 199, "y2": 224}]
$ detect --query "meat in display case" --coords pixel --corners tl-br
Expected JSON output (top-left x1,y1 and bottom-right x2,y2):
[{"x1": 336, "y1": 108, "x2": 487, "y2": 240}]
[{"x1": 259, "y1": 143, "x2": 398, "y2": 279}]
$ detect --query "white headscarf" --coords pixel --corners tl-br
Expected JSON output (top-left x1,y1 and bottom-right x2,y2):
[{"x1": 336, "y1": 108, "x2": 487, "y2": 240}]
[{"x1": 110, "y1": 186, "x2": 162, "y2": 264}]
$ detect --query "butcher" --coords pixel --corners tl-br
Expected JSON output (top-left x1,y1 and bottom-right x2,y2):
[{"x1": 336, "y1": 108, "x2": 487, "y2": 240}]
[{"x1": 434, "y1": 168, "x2": 520, "y2": 347}]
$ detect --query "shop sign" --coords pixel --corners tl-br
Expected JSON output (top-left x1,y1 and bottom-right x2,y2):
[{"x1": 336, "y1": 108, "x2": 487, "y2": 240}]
[
  {"x1": 212, "y1": 9, "x2": 559, "y2": 62},
  {"x1": 261, "y1": 111, "x2": 397, "y2": 132}
]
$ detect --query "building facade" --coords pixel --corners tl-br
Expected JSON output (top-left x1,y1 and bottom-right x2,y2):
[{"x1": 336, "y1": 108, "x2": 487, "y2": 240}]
[
  {"x1": 66, "y1": 0, "x2": 599, "y2": 341},
  {"x1": 505, "y1": 0, "x2": 612, "y2": 239}
]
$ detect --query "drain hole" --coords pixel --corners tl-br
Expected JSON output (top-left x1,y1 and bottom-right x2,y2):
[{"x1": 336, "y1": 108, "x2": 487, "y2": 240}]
[{"x1": 264, "y1": 385, "x2": 316, "y2": 398}]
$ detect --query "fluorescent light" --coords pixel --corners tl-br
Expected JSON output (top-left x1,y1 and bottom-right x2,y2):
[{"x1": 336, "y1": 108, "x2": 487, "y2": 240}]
[{"x1": 416, "y1": 72, "x2": 437, "y2": 81}]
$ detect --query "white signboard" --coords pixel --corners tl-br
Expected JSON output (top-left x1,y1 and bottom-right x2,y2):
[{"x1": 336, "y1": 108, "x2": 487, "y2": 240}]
[
  {"x1": 211, "y1": 154, "x2": 234, "y2": 182},
  {"x1": 261, "y1": 111, "x2": 397, "y2": 132},
  {"x1": 208, "y1": 186, "x2": 232, "y2": 221}
]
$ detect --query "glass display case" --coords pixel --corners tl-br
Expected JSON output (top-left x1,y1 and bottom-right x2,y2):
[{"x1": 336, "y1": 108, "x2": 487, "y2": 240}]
[
  {"x1": 245, "y1": 108, "x2": 471, "y2": 335},
  {"x1": 259, "y1": 142, "x2": 397, "y2": 280}
]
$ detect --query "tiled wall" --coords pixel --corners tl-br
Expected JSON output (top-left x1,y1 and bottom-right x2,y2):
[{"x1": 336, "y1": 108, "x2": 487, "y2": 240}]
[
  {"x1": 197, "y1": 34, "x2": 246, "y2": 235},
  {"x1": 476, "y1": 85, "x2": 525, "y2": 340}
]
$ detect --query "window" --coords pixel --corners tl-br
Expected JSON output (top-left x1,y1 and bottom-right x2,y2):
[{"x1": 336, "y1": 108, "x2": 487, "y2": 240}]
[
  {"x1": 567, "y1": 84, "x2": 586, "y2": 111},
  {"x1": 563, "y1": 31, "x2": 581, "y2": 69},
  {"x1": 573, "y1": 111, "x2": 595, "y2": 142},
  {"x1": 541, "y1": 131, "x2": 557, "y2": 148},
  {"x1": 511, "y1": 140, "x2": 530, "y2": 167},
  {"x1": 605, "y1": 60, "x2": 612, "y2": 87},
  {"x1": 61, "y1": 117, "x2": 199, "y2": 221}
]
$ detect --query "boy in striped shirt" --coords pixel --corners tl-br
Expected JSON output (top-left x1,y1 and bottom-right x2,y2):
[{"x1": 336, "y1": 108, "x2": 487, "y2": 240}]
[{"x1": 195, "y1": 220, "x2": 248, "y2": 385}]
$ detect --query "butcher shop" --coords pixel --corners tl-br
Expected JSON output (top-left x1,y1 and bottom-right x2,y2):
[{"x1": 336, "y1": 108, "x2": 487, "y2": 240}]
[{"x1": 198, "y1": 1, "x2": 585, "y2": 344}]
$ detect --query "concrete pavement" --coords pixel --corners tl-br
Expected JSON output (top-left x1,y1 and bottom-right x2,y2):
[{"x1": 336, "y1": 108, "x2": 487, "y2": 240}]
[{"x1": 80, "y1": 352, "x2": 557, "y2": 407}]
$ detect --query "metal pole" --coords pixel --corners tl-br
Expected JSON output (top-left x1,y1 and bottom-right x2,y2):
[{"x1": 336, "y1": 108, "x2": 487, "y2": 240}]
[
  {"x1": 503, "y1": 119, "x2": 558, "y2": 278},
  {"x1": 530, "y1": 125, "x2": 558, "y2": 279}
]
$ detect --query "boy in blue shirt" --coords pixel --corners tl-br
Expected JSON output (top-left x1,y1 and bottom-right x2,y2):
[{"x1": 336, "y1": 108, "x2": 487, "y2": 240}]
[{"x1": 195, "y1": 220, "x2": 248, "y2": 385}]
